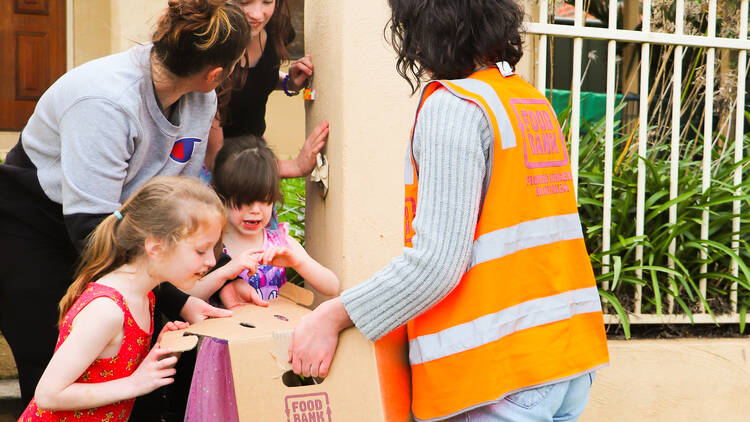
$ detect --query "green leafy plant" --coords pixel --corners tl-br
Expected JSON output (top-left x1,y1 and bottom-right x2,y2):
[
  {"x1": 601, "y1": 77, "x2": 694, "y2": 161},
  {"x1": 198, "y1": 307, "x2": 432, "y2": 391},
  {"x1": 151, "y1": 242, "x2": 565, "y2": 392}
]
[
  {"x1": 277, "y1": 177, "x2": 306, "y2": 244},
  {"x1": 277, "y1": 177, "x2": 306, "y2": 285},
  {"x1": 564, "y1": 106, "x2": 750, "y2": 337}
]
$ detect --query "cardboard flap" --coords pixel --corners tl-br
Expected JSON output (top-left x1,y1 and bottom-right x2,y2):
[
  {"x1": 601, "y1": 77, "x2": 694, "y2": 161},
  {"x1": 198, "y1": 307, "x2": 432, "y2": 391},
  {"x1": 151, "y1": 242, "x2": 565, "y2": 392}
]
[
  {"x1": 158, "y1": 298, "x2": 312, "y2": 353},
  {"x1": 279, "y1": 282, "x2": 314, "y2": 306},
  {"x1": 159, "y1": 329, "x2": 198, "y2": 353},
  {"x1": 180, "y1": 315, "x2": 252, "y2": 342}
]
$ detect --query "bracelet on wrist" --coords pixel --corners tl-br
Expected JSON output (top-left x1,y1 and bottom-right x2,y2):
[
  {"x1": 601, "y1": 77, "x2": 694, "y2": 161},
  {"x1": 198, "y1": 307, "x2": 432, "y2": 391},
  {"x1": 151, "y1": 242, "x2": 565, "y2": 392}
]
[{"x1": 283, "y1": 74, "x2": 300, "y2": 97}]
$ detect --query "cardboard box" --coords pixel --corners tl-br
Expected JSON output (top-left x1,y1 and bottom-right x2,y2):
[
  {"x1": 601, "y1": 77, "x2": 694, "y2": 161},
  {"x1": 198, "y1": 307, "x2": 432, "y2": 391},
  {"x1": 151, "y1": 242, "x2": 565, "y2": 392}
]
[{"x1": 161, "y1": 283, "x2": 412, "y2": 421}]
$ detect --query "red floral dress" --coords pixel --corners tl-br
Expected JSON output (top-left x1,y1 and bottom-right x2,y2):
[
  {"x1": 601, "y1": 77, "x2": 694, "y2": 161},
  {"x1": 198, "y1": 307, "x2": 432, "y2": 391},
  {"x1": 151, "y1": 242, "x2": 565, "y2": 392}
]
[{"x1": 19, "y1": 283, "x2": 154, "y2": 421}]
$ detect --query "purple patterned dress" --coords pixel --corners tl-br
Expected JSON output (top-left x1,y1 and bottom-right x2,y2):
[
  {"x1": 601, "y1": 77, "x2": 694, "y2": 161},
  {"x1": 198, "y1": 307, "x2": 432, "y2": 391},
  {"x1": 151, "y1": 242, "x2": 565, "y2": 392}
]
[{"x1": 184, "y1": 223, "x2": 290, "y2": 421}]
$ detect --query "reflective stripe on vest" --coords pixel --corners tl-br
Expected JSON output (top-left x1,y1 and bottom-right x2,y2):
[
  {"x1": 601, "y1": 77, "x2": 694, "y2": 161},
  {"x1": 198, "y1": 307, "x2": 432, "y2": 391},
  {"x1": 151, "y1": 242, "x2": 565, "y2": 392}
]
[
  {"x1": 469, "y1": 212, "x2": 584, "y2": 269},
  {"x1": 403, "y1": 64, "x2": 609, "y2": 421},
  {"x1": 409, "y1": 286, "x2": 601, "y2": 365},
  {"x1": 441, "y1": 78, "x2": 517, "y2": 149}
]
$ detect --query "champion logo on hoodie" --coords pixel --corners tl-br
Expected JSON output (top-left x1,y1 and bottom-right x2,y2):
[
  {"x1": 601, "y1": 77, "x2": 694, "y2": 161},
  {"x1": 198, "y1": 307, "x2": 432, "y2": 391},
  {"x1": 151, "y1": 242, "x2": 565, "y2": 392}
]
[{"x1": 169, "y1": 138, "x2": 201, "y2": 163}]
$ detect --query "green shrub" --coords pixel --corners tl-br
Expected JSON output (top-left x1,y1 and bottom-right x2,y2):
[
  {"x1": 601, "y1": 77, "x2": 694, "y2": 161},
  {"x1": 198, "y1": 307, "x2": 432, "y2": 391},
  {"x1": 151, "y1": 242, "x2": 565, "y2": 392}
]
[
  {"x1": 278, "y1": 177, "x2": 306, "y2": 244},
  {"x1": 277, "y1": 177, "x2": 306, "y2": 285},
  {"x1": 565, "y1": 107, "x2": 750, "y2": 337}
]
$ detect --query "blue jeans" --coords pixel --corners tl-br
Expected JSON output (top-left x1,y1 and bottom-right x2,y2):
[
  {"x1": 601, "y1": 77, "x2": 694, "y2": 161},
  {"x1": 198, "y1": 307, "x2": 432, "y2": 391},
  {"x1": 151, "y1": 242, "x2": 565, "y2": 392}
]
[{"x1": 444, "y1": 372, "x2": 595, "y2": 422}]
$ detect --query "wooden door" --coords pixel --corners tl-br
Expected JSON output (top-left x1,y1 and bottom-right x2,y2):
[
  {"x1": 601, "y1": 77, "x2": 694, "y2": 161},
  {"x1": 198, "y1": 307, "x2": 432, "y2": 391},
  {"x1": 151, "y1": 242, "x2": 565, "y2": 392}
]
[{"x1": 0, "y1": 0, "x2": 66, "y2": 130}]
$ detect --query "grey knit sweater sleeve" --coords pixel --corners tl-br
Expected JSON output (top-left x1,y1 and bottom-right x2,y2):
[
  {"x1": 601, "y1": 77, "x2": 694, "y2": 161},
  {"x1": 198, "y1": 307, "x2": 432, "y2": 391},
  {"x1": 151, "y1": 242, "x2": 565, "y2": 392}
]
[{"x1": 341, "y1": 89, "x2": 492, "y2": 341}]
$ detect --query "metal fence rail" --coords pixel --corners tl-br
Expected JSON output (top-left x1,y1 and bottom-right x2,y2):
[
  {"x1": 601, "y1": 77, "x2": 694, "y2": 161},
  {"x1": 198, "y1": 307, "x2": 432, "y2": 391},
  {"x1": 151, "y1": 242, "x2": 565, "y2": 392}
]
[{"x1": 527, "y1": 0, "x2": 748, "y2": 324}]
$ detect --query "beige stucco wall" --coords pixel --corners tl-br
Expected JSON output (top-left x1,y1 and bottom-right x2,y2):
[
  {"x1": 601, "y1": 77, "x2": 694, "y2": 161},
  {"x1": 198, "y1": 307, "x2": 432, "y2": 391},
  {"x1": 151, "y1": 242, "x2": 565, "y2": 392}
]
[
  {"x1": 303, "y1": 0, "x2": 419, "y2": 292},
  {"x1": 264, "y1": 92, "x2": 305, "y2": 159},
  {"x1": 0, "y1": 132, "x2": 17, "y2": 159},
  {"x1": 108, "y1": 0, "x2": 164, "y2": 54},
  {"x1": 73, "y1": 0, "x2": 112, "y2": 66},
  {"x1": 582, "y1": 339, "x2": 750, "y2": 421}
]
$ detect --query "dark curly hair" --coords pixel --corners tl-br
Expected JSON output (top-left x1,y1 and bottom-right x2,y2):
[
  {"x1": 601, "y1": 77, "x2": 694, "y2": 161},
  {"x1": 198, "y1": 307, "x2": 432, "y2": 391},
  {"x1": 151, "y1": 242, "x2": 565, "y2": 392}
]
[{"x1": 387, "y1": 0, "x2": 525, "y2": 94}]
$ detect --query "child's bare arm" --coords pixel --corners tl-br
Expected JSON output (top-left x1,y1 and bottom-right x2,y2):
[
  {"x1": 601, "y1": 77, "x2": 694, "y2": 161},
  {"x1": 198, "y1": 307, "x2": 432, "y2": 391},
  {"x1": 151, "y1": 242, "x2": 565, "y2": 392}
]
[
  {"x1": 34, "y1": 298, "x2": 177, "y2": 410},
  {"x1": 262, "y1": 236, "x2": 340, "y2": 296},
  {"x1": 187, "y1": 249, "x2": 262, "y2": 300},
  {"x1": 187, "y1": 266, "x2": 234, "y2": 300}
]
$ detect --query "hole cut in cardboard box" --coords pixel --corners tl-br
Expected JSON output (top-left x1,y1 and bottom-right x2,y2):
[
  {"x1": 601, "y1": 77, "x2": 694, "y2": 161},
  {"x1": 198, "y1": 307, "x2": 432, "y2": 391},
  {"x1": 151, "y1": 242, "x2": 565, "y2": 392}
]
[{"x1": 161, "y1": 283, "x2": 412, "y2": 421}]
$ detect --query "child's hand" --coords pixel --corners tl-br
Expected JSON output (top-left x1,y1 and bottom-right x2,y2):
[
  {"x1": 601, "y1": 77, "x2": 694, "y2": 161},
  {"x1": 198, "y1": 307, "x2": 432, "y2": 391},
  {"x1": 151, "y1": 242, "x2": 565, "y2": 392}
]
[
  {"x1": 180, "y1": 296, "x2": 232, "y2": 323},
  {"x1": 128, "y1": 344, "x2": 178, "y2": 397},
  {"x1": 224, "y1": 249, "x2": 262, "y2": 280},
  {"x1": 156, "y1": 321, "x2": 189, "y2": 345},
  {"x1": 261, "y1": 246, "x2": 302, "y2": 269},
  {"x1": 219, "y1": 278, "x2": 269, "y2": 309},
  {"x1": 156, "y1": 321, "x2": 189, "y2": 361},
  {"x1": 294, "y1": 121, "x2": 329, "y2": 177}
]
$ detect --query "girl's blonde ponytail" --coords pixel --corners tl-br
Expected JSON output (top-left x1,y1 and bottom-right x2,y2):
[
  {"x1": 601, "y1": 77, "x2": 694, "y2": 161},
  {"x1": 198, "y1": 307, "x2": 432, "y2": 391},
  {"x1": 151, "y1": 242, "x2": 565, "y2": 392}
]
[{"x1": 59, "y1": 214, "x2": 123, "y2": 323}]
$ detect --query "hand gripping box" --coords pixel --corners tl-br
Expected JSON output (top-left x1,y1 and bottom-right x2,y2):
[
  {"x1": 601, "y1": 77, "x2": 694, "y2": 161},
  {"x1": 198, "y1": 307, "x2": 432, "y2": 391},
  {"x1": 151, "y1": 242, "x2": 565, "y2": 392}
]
[{"x1": 161, "y1": 283, "x2": 412, "y2": 421}]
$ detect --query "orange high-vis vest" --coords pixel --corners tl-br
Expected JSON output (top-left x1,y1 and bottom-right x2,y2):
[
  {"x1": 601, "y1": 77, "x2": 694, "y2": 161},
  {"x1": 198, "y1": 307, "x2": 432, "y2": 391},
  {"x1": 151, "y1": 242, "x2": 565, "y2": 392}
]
[{"x1": 403, "y1": 63, "x2": 609, "y2": 421}]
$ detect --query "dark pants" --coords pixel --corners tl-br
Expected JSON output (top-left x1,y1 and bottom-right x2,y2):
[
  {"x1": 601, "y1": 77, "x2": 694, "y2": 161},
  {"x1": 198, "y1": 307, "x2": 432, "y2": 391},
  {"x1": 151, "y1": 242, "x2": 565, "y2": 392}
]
[
  {"x1": 0, "y1": 136, "x2": 79, "y2": 405},
  {"x1": 0, "y1": 213, "x2": 76, "y2": 405}
]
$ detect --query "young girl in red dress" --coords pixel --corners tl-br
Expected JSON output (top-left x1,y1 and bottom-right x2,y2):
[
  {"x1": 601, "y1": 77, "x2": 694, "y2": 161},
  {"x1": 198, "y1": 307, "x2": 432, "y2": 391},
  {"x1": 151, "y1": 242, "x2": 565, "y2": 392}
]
[{"x1": 19, "y1": 176, "x2": 226, "y2": 421}]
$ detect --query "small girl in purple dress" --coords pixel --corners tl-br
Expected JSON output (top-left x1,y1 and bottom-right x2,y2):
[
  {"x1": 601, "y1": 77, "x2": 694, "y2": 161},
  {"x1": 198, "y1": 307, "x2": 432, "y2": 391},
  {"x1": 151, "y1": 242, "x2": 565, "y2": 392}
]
[{"x1": 185, "y1": 135, "x2": 340, "y2": 421}]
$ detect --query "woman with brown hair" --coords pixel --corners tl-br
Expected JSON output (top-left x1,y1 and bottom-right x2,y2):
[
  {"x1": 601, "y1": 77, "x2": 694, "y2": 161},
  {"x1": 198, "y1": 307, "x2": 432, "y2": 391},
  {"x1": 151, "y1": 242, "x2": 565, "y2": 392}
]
[
  {"x1": 0, "y1": 0, "x2": 251, "y2": 409},
  {"x1": 204, "y1": 0, "x2": 329, "y2": 181}
]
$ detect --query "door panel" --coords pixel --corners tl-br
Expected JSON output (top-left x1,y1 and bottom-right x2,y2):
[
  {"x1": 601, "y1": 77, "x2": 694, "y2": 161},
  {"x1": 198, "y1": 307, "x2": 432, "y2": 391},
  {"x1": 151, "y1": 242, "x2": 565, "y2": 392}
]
[
  {"x1": 15, "y1": 0, "x2": 51, "y2": 15},
  {"x1": 0, "y1": 0, "x2": 66, "y2": 130}
]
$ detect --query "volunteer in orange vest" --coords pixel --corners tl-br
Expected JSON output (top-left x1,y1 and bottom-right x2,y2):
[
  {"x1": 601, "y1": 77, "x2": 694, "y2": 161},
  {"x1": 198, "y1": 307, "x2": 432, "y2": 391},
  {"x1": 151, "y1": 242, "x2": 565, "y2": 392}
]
[{"x1": 284, "y1": 0, "x2": 610, "y2": 420}]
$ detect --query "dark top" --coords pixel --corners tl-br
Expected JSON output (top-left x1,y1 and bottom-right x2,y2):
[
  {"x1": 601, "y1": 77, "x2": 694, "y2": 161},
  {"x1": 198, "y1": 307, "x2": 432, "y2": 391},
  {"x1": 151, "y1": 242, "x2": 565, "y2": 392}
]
[
  {"x1": 222, "y1": 35, "x2": 281, "y2": 138},
  {"x1": 222, "y1": 27, "x2": 296, "y2": 138}
]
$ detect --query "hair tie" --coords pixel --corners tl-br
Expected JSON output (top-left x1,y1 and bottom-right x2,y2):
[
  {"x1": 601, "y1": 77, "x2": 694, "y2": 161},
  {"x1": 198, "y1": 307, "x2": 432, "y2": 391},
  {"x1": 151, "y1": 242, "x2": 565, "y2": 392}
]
[
  {"x1": 113, "y1": 210, "x2": 123, "y2": 220},
  {"x1": 283, "y1": 74, "x2": 299, "y2": 97}
]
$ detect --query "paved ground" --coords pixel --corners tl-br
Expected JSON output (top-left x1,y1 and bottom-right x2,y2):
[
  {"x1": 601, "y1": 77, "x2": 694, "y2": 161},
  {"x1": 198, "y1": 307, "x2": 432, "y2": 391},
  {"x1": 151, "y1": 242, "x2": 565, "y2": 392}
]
[
  {"x1": 0, "y1": 379, "x2": 22, "y2": 421},
  {"x1": 0, "y1": 336, "x2": 17, "y2": 380},
  {"x1": 0, "y1": 336, "x2": 21, "y2": 420}
]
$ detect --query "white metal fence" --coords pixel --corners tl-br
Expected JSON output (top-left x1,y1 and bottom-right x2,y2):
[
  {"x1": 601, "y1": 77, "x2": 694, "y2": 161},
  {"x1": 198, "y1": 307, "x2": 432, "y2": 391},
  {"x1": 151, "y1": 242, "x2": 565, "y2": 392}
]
[{"x1": 526, "y1": 0, "x2": 748, "y2": 324}]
